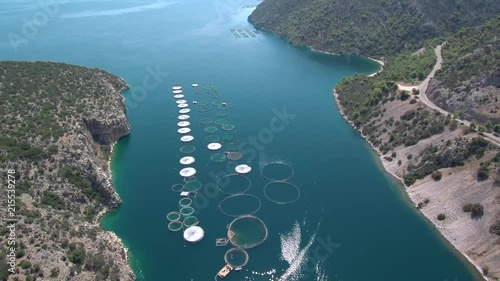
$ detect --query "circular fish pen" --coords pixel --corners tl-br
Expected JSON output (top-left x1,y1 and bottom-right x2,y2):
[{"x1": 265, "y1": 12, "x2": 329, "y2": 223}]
[
  {"x1": 180, "y1": 206, "x2": 195, "y2": 217},
  {"x1": 178, "y1": 115, "x2": 190, "y2": 120},
  {"x1": 180, "y1": 145, "x2": 195, "y2": 153},
  {"x1": 172, "y1": 90, "x2": 183, "y2": 94},
  {"x1": 179, "y1": 197, "x2": 192, "y2": 207},
  {"x1": 235, "y1": 164, "x2": 251, "y2": 174},
  {"x1": 206, "y1": 135, "x2": 220, "y2": 142},
  {"x1": 219, "y1": 194, "x2": 261, "y2": 217},
  {"x1": 177, "y1": 103, "x2": 188, "y2": 108},
  {"x1": 177, "y1": 121, "x2": 190, "y2": 127},
  {"x1": 217, "y1": 174, "x2": 251, "y2": 195},
  {"x1": 227, "y1": 216, "x2": 268, "y2": 249},
  {"x1": 212, "y1": 101, "x2": 223, "y2": 107},
  {"x1": 261, "y1": 163, "x2": 294, "y2": 182},
  {"x1": 222, "y1": 124, "x2": 235, "y2": 131},
  {"x1": 226, "y1": 143, "x2": 239, "y2": 151},
  {"x1": 180, "y1": 135, "x2": 194, "y2": 142},
  {"x1": 183, "y1": 226, "x2": 204, "y2": 243},
  {"x1": 179, "y1": 156, "x2": 195, "y2": 165},
  {"x1": 179, "y1": 108, "x2": 190, "y2": 114},
  {"x1": 210, "y1": 153, "x2": 226, "y2": 162},
  {"x1": 177, "y1": 127, "x2": 191, "y2": 134},
  {"x1": 171, "y1": 183, "x2": 184, "y2": 192},
  {"x1": 263, "y1": 182, "x2": 301, "y2": 205},
  {"x1": 222, "y1": 133, "x2": 235, "y2": 141},
  {"x1": 214, "y1": 119, "x2": 228, "y2": 126},
  {"x1": 179, "y1": 167, "x2": 196, "y2": 178},
  {"x1": 207, "y1": 143, "x2": 222, "y2": 151},
  {"x1": 224, "y1": 248, "x2": 249, "y2": 268},
  {"x1": 216, "y1": 111, "x2": 229, "y2": 117},
  {"x1": 168, "y1": 220, "x2": 183, "y2": 232},
  {"x1": 172, "y1": 86, "x2": 182, "y2": 90},
  {"x1": 204, "y1": 126, "x2": 218, "y2": 133},
  {"x1": 210, "y1": 94, "x2": 220, "y2": 99},
  {"x1": 227, "y1": 152, "x2": 243, "y2": 161},
  {"x1": 197, "y1": 101, "x2": 208, "y2": 107},
  {"x1": 166, "y1": 211, "x2": 181, "y2": 221},
  {"x1": 176, "y1": 100, "x2": 187, "y2": 104},
  {"x1": 199, "y1": 118, "x2": 212, "y2": 125},
  {"x1": 197, "y1": 107, "x2": 209, "y2": 113},
  {"x1": 182, "y1": 216, "x2": 199, "y2": 227},
  {"x1": 184, "y1": 180, "x2": 202, "y2": 192},
  {"x1": 173, "y1": 94, "x2": 184, "y2": 99}
]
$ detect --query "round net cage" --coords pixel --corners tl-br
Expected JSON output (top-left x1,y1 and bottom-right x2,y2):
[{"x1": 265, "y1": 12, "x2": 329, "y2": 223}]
[
  {"x1": 217, "y1": 174, "x2": 251, "y2": 195},
  {"x1": 179, "y1": 197, "x2": 192, "y2": 207},
  {"x1": 199, "y1": 118, "x2": 212, "y2": 125},
  {"x1": 207, "y1": 142, "x2": 222, "y2": 151},
  {"x1": 224, "y1": 248, "x2": 249, "y2": 268},
  {"x1": 179, "y1": 167, "x2": 196, "y2": 178},
  {"x1": 184, "y1": 180, "x2": 202, "y2": 192},
  {"x1": 177, "y1": 127, "x2": 191, "y2": 134},
  {"x1": 197, "y1": 101, "x2": 208, "y2": 107},
  {"x1": 177, "y1": 103, "x2": 188, "y2": 108},
  {"x1": 166, "y1": 211, "x2": 181, "y2": 221},
  {"x1": 235, "y1": 164, "x2": 251, "y2": 174},
  {"x1": 263, "y1": 182, "x2": 301, "y2": 205},
  {"x1": 227, "y1": 215, "x2": 268, "y2": 249},
  {"x1": 182, "y1": 216, "x2": 199, "y2": 227},
  {"x1": 180, "y1": 156, "x2": 195, "y2": 165},
  {"x1": 168, "y1": 220, "x2": 183, "y2": 232},
  {"x1": 222, "y1": 133, "x2": 235, "y2": 141},
  {"x1": 171, "y1": 183, "x2": 184, "y2": 192},
  {"x1": 216, "y1": 111, "x2": 229, "y2": 117},
  {"x1": 176, "y1": 100, "x2": 187, "y2": 104},
  {"x1": 261, "y1": 163, "x2": 294, "y2": 182},
  {"x1": 177, "y1": 121, "x2": 190, "y2": 127},
  {"x1": 197, "y1": 107, "x2": 209, "y2": 113},
  {"x1": 218, "y1": 105, "x2": 230, "y2": 111},
  {"x1": 214, "y1": 119, "x2": 228, "y2": 126},
  {"x1": 227, "y1": 152, "x2": 243, "y2": 161},
  {"x1": 222, "y1": 124, "x2": 235, "y2": 131},
  {"x1": 180, "y1": 206, "x2": 195, "y2": 217},
  {"x1": 226, "y1": 143, "x2": 239, "y2": 151},
  {"x1": 210, "y1": 94, "x2": 220, "y2": 99},
  {"x1": 180, "y1": 135, "x2": 194, "y2": 142},
  {"x1": 180, "y1": 145, "x2": 195, "y2": 153},
  {"x1": 183, "y1": 226, "x2": 204, "y2": 243},
  {"x1": 210, "y1": 153, "x2": 227, "y2": 163},
  {"x1": 172, "y1": 89, "x2": 183, "y2": 94},
  {"x1": 179, "y1": 108, "x2": 190, "y2": 114},
  {"x1": 204, "y1": 126, "x2": 218, "y2": 133},
  {"x1": 192, "y1": 83, "x2": 199, "y2": 87},
  {"x1": 174, "y1": 94, "x2": 184, "y2": 99},
  {"x1": 178, "y1": 115, "x2": 190, "y2": 120},
  {"x1": 172, "y1": 86, "x2": 182, "y2": 90},
  {"x1": 212, "y1": 101, "x2": 223, "y2": 107},
  {"x1": 205, "y1": 135, "x2": 220, "y2": 142},
  {"x1": 219, "y1": 194, "x2": 261, "y2": 218}
]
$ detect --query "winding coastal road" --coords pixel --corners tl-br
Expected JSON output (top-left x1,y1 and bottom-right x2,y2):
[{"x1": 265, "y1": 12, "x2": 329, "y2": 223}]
[{"x1": 397, "y1": 45, "x2": 500, "y2": 147}]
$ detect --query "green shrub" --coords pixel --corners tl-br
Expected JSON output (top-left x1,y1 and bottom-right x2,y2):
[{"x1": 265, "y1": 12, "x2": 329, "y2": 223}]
[
  {"x1": 400, "y1": 91, "x2": 411, "y2": 101},
  {"x1": 437, "y1": 213, "x2": 446, "y2": 220},
  {"x1": 67, "y1": 246, "x2": 86, "y2": 265},
  {"x1": 41, "y1": 191, "x2": 64, "y2": 209},
  {"x1": 477, "y1": 165, "x2": 489, "y2": 181},
  {"x1": 463, "y1": 204, "x2": 473, "y2": 212},
  {"x1": 431, "y1": 170, "x2": 442, "y2": 181},
  {"x1": 19, "y1": 260, "x2": 31, "y2": 269},
  {"x1": 490, "y1": 220, "x2": 500, "y2": 236}
]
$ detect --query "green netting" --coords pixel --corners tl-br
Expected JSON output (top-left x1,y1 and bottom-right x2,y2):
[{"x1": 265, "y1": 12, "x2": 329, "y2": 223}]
[
  {"x1": 204, "y1": 126, "x2": 218, "y2": 133},
  {"x1": 227, "y1": 216, "x2": 268, "y2": 249},
  {"x1": 212, "y1": 101, "x2": 223, "y2": 107},
  {"x1": 180, "y1": 145, "x2": 196, "y2": 153},
  {"x1": 197, "y1": 101, "x2": 208, "y2": 106},
  {"x1": 184, "y1": 180, "x2": 202, "y2": 192},
  {"x1": 167, "y1": 211, "x2": 181, "y2": 221},
  {"x1": 216, "y1": 111, "x2": 229, "y2": 117},
  {"x1": 210, "y1": 94, "x2": 220, "y2": 99},
  {"x1": 222, "y1": 124, "x2": 235, "y2": 131},
  {"x1": 180, "y1": 206, "x2": 195, "y2": 217},
  {"x1": 210, "y1": 153, "x2": 227, "y2": 162},
  {"x1": 199, "y1": 118, "x2": 212, "y2": 125},
  {"x1": 168, "y1": 221, "x2": 183, "y2": 232},
  {"x1": 206, "y1": 135, "x2": 220, "y2": 142},
  {"x1": 227, "y1": 152, "x2": 243, "y2": 161},
  {"x1": 214, "y1": 119, "x2": 228, "y2": 126},
  {"x1": 179, "y1": 197, "x2": 192, "y2": 207},
  {"x1": 218, "y1": 105, "x2": 229, "y2": 111},
  {"x1": 197, "y1": 107, "x2": 209, "y2": 113},
  {"x1": 222, "y1": 133, "x2": 235, "y2": 141},
  {"x1": 171, "y1": 184, "x2": 184, "y2": 192},
  {"x1": 182, "y1": 216, "x2": 199, "y2": 227}
]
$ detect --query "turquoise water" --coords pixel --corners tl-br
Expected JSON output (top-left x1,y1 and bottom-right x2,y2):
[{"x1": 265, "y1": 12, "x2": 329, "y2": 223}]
[{"x1": 0, "y1": 0, "x2": 481, "y2": 280}]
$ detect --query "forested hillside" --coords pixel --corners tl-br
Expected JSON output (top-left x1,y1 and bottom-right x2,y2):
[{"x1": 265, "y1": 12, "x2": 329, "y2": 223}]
[{"x1": 249, "y1": 0, "x2": 500, "y2": 57}]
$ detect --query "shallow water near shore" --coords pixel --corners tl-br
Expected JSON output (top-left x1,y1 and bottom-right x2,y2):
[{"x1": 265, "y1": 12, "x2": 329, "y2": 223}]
[{"x1": 0, "y1": 0, "x2": 482, "y2": 280}]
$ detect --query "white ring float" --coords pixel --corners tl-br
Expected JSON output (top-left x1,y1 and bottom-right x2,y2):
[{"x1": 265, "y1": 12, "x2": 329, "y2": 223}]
[
  {"x1": 207, "y1": 143, "x2": 222, "y2": 151},
  {"x1": 178, "y1": 128, "x2": 191, "y2": 134},
  {"x1": 180, "y1": 156, "x2": 196, "y2": 165},
  {"x1": 178, "y1": 115, "x2": 190, "y2": 120},
  {"x1": 177, "y1": 121, "x2": 190, "y2": 127},
  {"x1": 172, "y1": 90, "x2": 183, "y2": 94},
  {"x1": 172, "y1": 86, "x2": 182, "y2": 90},
  {"x1": 235, "y1": 164, "x2": 252, "y2": 174},
  {"x1": 180, "y1": 167, "x2": 196, "y2": 177},
  {"x1": 176, "y1": 100, "x2": 187, "y2": 104},
  {"x1": 178, "y1": 104, "x2": 188, "y2": 108},
  {"x1": 174, "y1": 94, "x2": 184, "y2": 99},
  {"x1": 181, "y1": 135, "x2": 194, "y2": 142},
  {"x1": 179, "y1": 108, "x2": 190, "y2": 114},
  {"x1": 192, "y1": 83, "x2": 199, "y2": 87}
]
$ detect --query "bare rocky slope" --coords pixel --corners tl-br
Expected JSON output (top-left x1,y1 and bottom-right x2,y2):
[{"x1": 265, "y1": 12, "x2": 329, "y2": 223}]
[{"x1": 0, "y1": 61, "x2": 134, "y2": 280}]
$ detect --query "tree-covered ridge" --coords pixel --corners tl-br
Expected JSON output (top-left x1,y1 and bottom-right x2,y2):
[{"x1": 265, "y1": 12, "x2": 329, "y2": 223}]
[
  {"x1": 0, "y1": 61, "x2": 133, "y2": 280},
  {"x1": 249, "y1": 0, "x2": 500, "y2": 57}
]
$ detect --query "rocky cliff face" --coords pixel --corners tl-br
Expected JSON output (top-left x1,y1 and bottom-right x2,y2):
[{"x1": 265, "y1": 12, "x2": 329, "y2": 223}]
[{"x1": 0, "y1": 61, "x2": 135, "y2": 280}]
